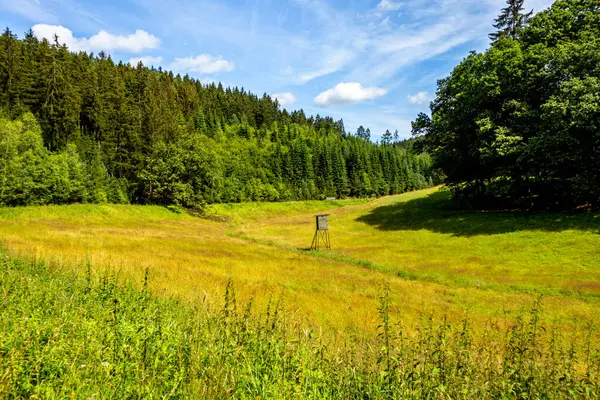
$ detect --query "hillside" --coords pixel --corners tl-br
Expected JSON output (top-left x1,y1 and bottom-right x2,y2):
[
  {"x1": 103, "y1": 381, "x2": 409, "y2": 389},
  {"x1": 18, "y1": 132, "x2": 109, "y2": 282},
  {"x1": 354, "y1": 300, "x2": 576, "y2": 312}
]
[{"x1": 0, "y1": 30, "x2": 434, "y2": 208}]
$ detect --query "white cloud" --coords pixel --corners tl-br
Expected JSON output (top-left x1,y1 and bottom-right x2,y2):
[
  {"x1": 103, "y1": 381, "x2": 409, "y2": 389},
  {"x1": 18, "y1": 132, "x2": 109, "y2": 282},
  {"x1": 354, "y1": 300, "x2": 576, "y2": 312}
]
[
  {"x1": 128, "y1": 56, "x2": 163, "y2": 66},
  {"x1": 86, "y1": 30, "x2": 159, "y2": 52},
  {"x1": 32, "y1": 24, "x2": 160, "y2": 53},
  {"x1": 170, "y1": 55, "x2": 235, "y2": 74},
  {"x1": 292, "y1": 0, "x2": 502, "y2": 88},
  {"x1": 346, "y1": 14, "x2": 484, "y2": 84},
  {"x1": 377, "y1": 0, "x2": 401, "y2": 12},
  {"x1": 298, "y1": 49, "x2": 355, "y2": 83},
  {"x1": 314, "y1": 82, "x2": 387, "y2": 106},
  {"x1": 272, "y1": 92, "x2": 296, "y2": 107},
  {"x1": 0, "y1": 0, "x2": 56, "y2": 22},
  {"x1": 408, "y1": 91, "x2": 432, "y2": 104}
]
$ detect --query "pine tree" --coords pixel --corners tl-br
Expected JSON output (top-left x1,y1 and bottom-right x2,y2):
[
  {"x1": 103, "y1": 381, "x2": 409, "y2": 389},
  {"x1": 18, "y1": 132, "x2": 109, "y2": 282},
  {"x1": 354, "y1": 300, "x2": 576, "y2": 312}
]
[
  {"x1": 0, "y1": 28, "x2": 20, "y2": 109},
  {"x1": 16, "y1": 30, "x2": 42, "y2": 113},
  {"x1": 489, "y1": 0, "x2": 533, "y2": 41},
  {"x1": 332, "y1": 147, "x2": 349, "y2": 198},
  {"x1": 356, "y1": 125, "x2": 366, "y2": 139},
  {"x1": 381, "y1": 129, "x2": 393, "y2": 145},
  {"x1": 0, "y1": 29, "x2": 434, "y2": 206}
]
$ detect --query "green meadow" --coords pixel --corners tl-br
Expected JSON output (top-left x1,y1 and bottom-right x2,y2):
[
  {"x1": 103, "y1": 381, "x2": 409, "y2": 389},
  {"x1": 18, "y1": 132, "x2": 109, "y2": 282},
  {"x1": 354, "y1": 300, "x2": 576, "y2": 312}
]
[
  {"x1": 1, "y1": 187, "x2": 599, "y2": 331},
  {"x1": 1, "y1": 187, "x2": 600, "y2": 397}
]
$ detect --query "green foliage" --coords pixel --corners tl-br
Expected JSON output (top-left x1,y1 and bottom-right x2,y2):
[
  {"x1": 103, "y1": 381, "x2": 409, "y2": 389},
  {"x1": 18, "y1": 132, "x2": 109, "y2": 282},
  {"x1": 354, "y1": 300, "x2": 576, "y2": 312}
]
[
  {"x1": 417, "y1": 0, "x2": 600, "y2": 210},
  {"x1": 489, "y1": 0, "x2": 533, "y2": 41},
  {"x1": 0, "y1": 112, "x2": 99, "y2": 206},
  {"x1": 1, "y1": 253, "x2": 598, "y2": 398},
  {"x1": 0, "y1": 31, "x2": 435, "y2": 207}
]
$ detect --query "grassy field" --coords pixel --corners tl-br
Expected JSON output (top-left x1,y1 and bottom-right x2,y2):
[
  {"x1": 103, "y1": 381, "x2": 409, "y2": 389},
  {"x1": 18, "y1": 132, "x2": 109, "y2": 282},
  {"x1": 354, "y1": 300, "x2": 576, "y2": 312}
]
[
  {"x1": 1, "y1": 187, "x2": 600, "y2": 397},
  {"x1": 0, "y1": 187, "x2": 599, "y2": 335},
  {"x1": 2, "y1": 252, "x2": 599, "y2": 398}
]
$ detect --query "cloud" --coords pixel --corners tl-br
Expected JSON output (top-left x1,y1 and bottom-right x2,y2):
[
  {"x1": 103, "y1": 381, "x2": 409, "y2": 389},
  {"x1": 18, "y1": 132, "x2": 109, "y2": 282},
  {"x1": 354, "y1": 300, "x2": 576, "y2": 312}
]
[
  {"x1": 272, "y1": 92, "x2": 296, "y2": 107},
  {"x1": 128, "y1": 56, "x2": 163, "y2": 66},
  {"x1": 408, "y1": 91, "x2": 432, "y2": 104},
  {"x1": 293, "y1": 0, "x2": 499, "y2": 88},
  {"x1": 314, "y1": 82, "x2": 387, "y2": 106},
  {"x1": 377, "y1": 0, "x2": 402, "y2": 12},
  {"x1": 346, "y1": 12, "x2": 486, "y2": 85},
  {"x1": 170, "y1": 55, "x2": 235, "y2": 74},
  {"x1": 289, "y1": 1, "x2": 363, "y2": 84},
  {"x1": 380, "y1": 16, "x2": 392, "y2": 27},
  {"x1": 0, "y1": 0, "x2": 56, "y2": 22},
  {"x1": 32, "y1": 24, "x2": 160, "y2": 53},
  {"x1": 298, "y1": 49, "x2": 355, "y2": 84}
]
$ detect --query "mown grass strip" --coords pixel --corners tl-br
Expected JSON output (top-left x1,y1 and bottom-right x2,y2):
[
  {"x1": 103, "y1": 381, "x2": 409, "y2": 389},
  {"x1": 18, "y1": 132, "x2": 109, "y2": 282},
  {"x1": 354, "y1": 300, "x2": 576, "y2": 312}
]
[{"x1": 227, "y1": 230, "x2": 600, "y2": 303}]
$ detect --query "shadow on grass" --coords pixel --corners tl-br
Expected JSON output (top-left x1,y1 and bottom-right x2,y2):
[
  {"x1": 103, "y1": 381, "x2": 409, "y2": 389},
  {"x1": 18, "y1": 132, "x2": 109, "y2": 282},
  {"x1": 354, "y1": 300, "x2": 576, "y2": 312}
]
[{"x1": 356, "y1": 191, "x2": 600, "y2": 237}]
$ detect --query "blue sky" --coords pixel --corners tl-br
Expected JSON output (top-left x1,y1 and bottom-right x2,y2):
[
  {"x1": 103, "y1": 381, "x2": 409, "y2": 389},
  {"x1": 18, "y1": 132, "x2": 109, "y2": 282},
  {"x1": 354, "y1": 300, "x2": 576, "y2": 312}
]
[{"x1": 1, "y1": 0, "x2": 553, "y2": 139}]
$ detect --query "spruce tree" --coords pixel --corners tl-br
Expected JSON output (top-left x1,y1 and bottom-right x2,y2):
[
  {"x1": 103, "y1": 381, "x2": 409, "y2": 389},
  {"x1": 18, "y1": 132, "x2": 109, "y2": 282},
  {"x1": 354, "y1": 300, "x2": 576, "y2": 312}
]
[
  {"x1": 489, "y1": 0, "x2": 533, "y2": 41},
  {"x1": 381, "y1": 129, "x2": 393, "y2": 145},
  {"x1": 356, "y1": 125, "x2": 366, "y2": 139},
  {"x1": 0, "y1": 29, "x2": 435, "y2": 206},
  {"x1": 0, "y1": 28, "x2": 19, "y2": 109}
]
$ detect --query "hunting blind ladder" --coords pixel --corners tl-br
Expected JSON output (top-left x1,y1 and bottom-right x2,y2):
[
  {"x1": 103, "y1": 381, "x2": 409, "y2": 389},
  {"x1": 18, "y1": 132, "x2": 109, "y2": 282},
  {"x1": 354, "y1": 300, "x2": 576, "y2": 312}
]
[{"x1": 310, "y1": 214, "x2": 331, "y2": 250}]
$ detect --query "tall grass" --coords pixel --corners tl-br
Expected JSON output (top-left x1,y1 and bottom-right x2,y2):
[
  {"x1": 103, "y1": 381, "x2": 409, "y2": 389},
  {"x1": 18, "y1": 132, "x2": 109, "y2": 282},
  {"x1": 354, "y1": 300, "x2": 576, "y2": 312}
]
[
  {"x1": 1, "y1": 254, "x2": 598, "y2": 398},
  {"x1": 2, "y1": 192, "x2": 599, "y2": 337}
]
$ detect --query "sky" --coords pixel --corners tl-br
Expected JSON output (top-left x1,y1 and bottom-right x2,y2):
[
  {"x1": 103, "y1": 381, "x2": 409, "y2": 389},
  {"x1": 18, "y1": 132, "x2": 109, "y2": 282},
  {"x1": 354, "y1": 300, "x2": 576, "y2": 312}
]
[{"x1": 0, "y1": 0, "x2": 554, "y2": 140}]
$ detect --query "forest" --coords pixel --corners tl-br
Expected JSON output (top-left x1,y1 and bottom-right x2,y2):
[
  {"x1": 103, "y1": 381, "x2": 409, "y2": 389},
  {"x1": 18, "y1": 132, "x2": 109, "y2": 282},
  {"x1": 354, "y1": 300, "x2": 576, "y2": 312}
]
[
  {"x1": 0, "y1": 30, "x2": 434, "y2": 207},
  {"x1": 413, "y1": 0, "x2": 600, "y2": 210}
]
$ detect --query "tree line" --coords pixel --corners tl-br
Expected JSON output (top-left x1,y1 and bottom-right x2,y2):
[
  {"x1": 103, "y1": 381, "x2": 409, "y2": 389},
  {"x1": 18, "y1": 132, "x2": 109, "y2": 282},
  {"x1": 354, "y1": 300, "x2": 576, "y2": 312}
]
[
  {"x1": 0, "y1": 30, "x2": 435, "y2": 207},
  {"x1": 413, "y1": 0, "x2": 600, "y2": 210}
]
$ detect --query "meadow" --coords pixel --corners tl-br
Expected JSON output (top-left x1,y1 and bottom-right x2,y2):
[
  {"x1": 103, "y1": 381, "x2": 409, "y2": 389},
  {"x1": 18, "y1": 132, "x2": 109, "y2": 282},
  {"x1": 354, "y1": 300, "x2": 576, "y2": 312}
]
[
  {"x1": 1, "y1": 188, "x2": 600, "y2": 397},
  {"x1": 1, "y1": 238, "x2": 599, "y2": 398},
  {"x1": 1, "y1": 187, "x2": 598, "y2": 332}
]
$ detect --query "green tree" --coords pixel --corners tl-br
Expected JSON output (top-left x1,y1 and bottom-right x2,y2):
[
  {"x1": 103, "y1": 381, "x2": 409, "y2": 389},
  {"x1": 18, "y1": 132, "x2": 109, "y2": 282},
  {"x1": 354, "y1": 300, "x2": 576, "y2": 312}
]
[
  {"x1": 0, "y1": 28, "x2": 434, "y2": 207},
  {"x1": 418, "y1": 0, "x2": 600, "y2": 210},
  {"x1": 489, "y1": 0, "x2": 533, "y2": 42},
  {"x1": 381, "y1": 129, "x2": 393, "y2": 145}
]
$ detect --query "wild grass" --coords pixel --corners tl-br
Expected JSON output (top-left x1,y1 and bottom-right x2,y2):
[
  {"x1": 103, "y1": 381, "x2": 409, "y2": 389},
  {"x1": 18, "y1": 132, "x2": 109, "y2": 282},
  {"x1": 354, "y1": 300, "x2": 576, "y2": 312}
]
[
  {"x1": 0, "y1": 188, "x2": 599, "y2": 337},
  {"x1": 236, "y1": 187, "x2": 600, "y2": 324},
  {"x1": 209, "y1": 198, "x2": 370, "y2": 224},
  {"x1": 0, "y1": 203, "x2": 192, "y2": 222},
  {"x1": 1, "y1": 254, "x2": 598, "y2": 398}
]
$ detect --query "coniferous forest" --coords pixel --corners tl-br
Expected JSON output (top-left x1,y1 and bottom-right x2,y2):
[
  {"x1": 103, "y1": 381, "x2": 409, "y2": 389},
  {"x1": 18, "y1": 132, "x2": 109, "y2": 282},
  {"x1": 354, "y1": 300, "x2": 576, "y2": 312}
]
[{"x1": 0, "y1": 30, "x2": 434, "y2": 207}]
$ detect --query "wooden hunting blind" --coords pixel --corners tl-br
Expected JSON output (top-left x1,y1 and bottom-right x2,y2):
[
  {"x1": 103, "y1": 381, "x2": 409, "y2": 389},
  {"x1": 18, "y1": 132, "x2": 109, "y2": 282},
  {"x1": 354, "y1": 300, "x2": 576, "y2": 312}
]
[{"x1": 311, "y1": 214, "x2": 331, "y2": 250}]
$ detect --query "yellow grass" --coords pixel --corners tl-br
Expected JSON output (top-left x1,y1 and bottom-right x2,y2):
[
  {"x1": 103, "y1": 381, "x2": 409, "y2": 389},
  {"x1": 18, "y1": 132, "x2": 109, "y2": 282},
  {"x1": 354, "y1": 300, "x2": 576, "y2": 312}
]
[{"x1": 1, "y1": 188, "x2": 598, "y2": 337}]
